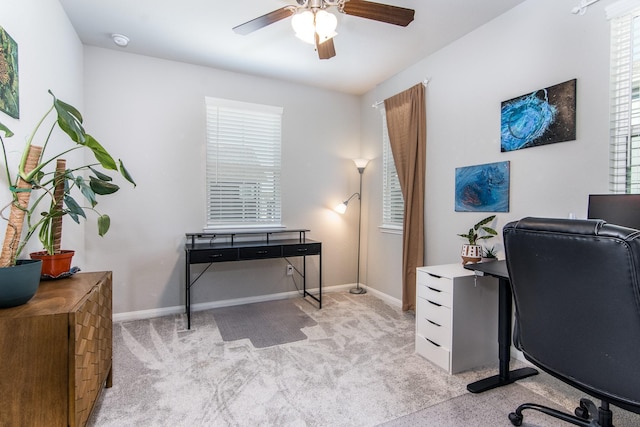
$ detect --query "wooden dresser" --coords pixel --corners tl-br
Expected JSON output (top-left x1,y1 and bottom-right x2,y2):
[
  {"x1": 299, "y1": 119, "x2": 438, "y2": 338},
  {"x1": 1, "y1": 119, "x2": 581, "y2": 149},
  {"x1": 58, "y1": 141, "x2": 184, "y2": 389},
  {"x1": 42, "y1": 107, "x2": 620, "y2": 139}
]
[{"x1": 0, "y1": 271, "x2": 113, "y2": 427}]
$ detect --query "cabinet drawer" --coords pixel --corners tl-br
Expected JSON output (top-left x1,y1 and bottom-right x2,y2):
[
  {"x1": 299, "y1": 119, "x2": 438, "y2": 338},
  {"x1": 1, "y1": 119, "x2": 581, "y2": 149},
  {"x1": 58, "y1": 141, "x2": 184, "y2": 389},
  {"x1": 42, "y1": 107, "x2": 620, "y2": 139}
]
[
  {"x1": 418, "y1": 270, "x2": 453, "y2": 293},
  {"x1": 282, "y1": 243, "x2": 321, "y2": 257},
  {"x1": 239, "y1": 245, "x2": 282, "y2": 259},
  {"x1": 189, "y1": 248, "x2": 238, "y2": 264},
  {"x1": 417, "y1": 297, "x2": 451, "y2": 330},
  {"x1": 417, "y1": 282, "x2": 452, "y2": 308},
  {"x1": 415, "y1": 334, "x2": 450, "y2": 372},
  {"x1": 417, "y1": 316, "x2": 452, "y2": 349}
]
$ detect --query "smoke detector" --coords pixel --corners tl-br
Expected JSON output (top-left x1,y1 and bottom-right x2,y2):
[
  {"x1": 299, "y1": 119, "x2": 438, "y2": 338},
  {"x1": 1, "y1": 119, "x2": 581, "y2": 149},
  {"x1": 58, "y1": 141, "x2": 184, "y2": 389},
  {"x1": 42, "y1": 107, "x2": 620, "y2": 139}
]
[{"x1": 111, "y1": 34, "x2": 130, "y2": 47}]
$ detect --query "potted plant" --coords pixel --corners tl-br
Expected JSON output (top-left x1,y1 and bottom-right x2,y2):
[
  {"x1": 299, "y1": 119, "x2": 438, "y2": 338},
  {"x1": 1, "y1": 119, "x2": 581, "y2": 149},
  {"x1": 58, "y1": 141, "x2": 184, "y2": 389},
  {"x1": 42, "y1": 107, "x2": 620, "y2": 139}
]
[
  {"x1": 0, "y1": 91, "x2": 135, "y2": 305},
  {"x1": 458, "y1": 215, "x2": 497, "y2": 265},
  {"x1": 481, "y1": 245, "x2": 498, "y2": 262}
]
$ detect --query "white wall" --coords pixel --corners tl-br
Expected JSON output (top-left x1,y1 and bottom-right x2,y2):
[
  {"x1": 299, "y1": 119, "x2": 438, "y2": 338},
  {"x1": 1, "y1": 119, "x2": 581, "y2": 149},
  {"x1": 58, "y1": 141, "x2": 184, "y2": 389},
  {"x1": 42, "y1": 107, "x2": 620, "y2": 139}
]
[
  {"x1": 0, "y1": 0, "x2": 85, "y2": 262},
  {"x1": 81, "y1": 47, "x2": 362, "y2": 314},
  {"x1": 361, "y1": 0, "x2": 612, "y2": 300},
  {"x1": 4, "y1": 0, "x2": 616, "y2": 315}
]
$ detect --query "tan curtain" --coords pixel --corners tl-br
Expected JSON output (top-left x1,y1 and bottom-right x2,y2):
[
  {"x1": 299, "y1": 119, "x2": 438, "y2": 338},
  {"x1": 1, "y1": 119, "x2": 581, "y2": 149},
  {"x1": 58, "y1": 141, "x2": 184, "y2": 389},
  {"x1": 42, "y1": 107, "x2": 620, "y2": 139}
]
[{"x1": 384, "y1": 83, "x2": 426, "y2": 311}]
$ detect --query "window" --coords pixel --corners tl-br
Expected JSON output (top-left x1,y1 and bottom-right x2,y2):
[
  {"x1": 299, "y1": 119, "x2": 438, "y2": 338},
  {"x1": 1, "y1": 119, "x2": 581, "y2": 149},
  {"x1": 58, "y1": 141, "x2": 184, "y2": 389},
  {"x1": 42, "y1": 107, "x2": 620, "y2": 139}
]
[
  {"x1": 205, "y1": 97, "x2": 283, "y2": 229},
  {"x1": 381, "y1": 108, "x2": 404, "y2": 229},
  {"x1": 609, "y1": 1, "x2": 640, "y2": 193}
]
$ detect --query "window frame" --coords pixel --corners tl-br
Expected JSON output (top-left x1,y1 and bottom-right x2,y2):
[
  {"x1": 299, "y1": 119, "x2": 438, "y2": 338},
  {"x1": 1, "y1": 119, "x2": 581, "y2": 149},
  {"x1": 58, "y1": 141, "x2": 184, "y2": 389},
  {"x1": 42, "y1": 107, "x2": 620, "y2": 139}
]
[
  {"x1": 380, "y1": 107, "x2": 404, "y2": 233},
  {"x1": 204, "y1": 97, "x2": 283, "y2": 231},
  {"x1": 608, "y1": 1, "x2": 640, "y2": 193}
]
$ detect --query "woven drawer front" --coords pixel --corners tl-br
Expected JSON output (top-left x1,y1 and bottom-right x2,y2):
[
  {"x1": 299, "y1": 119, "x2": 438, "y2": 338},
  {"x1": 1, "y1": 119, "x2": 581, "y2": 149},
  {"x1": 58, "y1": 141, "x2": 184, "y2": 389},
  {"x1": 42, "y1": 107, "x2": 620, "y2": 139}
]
[
  {"x1": 98, "y1": 278, "x2": 112, "y2": 386},
  {"x1": 74, "y1": 286, "x2": 101, "y2": 427}
]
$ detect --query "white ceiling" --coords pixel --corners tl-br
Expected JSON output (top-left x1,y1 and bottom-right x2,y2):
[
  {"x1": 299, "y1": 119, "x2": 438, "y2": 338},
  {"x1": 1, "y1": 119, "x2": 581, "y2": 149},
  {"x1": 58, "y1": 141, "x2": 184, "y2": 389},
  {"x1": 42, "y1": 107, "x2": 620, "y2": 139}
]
[{"x1": 58, "y1": 0, "x2": 526, "y2": 95}]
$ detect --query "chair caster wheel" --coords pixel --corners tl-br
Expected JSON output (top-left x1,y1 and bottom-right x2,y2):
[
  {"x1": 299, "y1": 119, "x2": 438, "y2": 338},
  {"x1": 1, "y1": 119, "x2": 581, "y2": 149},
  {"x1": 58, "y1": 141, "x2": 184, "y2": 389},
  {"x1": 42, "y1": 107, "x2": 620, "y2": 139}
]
[
  {"x1": 508, "y1": 412, "x2": 523, "y2": 426},
  {"x1": 575, "y1": 397, "x2": 595, "y2": 420},
  {"x1": 575, "y1": 406, "x2": 589, "y2": 419}
]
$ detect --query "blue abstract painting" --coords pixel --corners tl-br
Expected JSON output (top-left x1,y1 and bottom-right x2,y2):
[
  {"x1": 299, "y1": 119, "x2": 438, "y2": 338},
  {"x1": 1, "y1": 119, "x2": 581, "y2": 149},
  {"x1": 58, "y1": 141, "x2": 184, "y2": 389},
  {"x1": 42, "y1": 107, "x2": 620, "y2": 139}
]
[
  {"x1": 501, "y1": 79, "x2": 576, "y2": 152},
  {"x1": 455, "y1": 161, "x2": 510, "y2": 212}
]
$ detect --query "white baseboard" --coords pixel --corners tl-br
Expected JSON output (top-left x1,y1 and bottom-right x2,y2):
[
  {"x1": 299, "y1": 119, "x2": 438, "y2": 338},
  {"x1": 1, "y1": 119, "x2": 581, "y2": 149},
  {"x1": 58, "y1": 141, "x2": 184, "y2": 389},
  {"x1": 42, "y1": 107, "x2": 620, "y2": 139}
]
[{"x1": 113, "y1": 283, "x2": 368, "y2": 323}]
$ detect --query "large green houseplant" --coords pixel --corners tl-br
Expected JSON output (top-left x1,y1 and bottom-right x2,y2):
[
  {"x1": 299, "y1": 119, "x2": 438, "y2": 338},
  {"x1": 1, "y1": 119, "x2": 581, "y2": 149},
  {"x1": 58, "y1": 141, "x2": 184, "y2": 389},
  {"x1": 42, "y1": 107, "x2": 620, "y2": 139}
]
[{"x1": 0, "y1": 91, "x2": 134, "y2": 302}]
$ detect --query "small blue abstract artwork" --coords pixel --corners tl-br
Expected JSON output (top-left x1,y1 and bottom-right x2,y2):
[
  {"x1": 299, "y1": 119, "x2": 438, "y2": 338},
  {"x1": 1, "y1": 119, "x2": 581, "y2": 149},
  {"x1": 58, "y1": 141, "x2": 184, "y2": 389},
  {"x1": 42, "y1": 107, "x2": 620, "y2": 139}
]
[
  {"x1": 501, "y1": 79, "x2": 576, "y2": 152},
  {"x1": 455, "y1": 161, "x2": 510, "y2": 212}
]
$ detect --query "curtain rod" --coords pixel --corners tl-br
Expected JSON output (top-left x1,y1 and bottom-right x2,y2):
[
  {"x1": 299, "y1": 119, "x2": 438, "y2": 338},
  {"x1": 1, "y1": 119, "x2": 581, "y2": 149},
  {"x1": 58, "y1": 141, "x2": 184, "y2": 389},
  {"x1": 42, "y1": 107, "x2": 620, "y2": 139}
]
[
  {"x1": 572, "y1": 0, "x2": 601, "y2": 15},
  {"x1": 372, "y1": 79, "x2": 430, "y2": 109}
]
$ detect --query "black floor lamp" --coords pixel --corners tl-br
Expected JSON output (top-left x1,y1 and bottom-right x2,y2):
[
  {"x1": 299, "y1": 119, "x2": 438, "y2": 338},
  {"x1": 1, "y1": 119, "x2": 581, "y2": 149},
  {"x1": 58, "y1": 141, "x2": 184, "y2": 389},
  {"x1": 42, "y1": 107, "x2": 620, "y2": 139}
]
[{"x1": 334, "y1": 159, "x2": 369, "y2": 294}]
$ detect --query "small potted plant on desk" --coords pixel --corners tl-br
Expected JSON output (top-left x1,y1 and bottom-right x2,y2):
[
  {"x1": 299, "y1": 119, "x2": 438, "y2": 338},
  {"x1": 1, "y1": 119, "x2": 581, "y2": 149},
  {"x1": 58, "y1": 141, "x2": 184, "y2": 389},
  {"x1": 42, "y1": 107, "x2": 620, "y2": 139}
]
[
  {"x1": 458, "y1": 215, "x2": 497, "y2": 265},
  {"x1": 481, "y1": 245, "x2": 498, "y2": 262},
  {"x1": 0, "y1": 90, "x2": 135, "y2": 307}
]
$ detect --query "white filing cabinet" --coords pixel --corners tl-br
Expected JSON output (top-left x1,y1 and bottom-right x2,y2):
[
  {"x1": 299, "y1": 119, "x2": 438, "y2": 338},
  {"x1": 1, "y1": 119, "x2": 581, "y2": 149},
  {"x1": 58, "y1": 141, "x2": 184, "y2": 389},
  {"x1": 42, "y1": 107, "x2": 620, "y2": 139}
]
[{"x1": 415, "y1": 263, "x2": 498, "y2": 374}]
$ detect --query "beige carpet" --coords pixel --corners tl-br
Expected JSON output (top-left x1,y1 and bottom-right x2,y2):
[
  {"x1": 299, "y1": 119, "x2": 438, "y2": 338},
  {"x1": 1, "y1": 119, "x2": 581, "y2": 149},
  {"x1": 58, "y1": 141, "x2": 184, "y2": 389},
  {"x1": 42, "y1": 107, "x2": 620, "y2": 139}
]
[{"x1": 88, "y1": 292, "x2": 640, "y2": 426}]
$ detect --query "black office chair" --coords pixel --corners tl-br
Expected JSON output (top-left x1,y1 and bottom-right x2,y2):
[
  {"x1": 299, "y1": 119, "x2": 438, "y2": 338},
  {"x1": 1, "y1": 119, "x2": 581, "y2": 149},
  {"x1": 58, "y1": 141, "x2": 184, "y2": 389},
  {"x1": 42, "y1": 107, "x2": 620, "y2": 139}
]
[{"x1": 503, "y1": 217, "x2": 640, "y2": 427}]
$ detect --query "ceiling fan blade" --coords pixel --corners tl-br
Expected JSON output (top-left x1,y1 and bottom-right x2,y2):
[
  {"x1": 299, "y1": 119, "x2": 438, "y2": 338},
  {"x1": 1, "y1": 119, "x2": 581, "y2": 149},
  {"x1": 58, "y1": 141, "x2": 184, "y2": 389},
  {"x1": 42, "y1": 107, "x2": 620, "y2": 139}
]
[
  {"x1": 342, "y1": 0, "x2": 415, "y2": 27},
  {"x1": 316, "y1": 36, "x2": 336, "y2": 60},
  {"x1": 233, "y1": 7, "x2": 296, "y2": 35}
]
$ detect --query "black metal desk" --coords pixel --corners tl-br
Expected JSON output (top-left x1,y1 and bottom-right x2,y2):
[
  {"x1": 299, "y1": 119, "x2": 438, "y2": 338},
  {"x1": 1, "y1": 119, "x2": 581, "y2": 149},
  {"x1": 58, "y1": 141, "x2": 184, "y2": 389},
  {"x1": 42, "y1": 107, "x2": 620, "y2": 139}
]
[
  {"x1": 184, "y1": 229, "x2": 321, "y2": 329},
  {"x1": 464, "y1": 260, "x2": 538, "y2": 393}
]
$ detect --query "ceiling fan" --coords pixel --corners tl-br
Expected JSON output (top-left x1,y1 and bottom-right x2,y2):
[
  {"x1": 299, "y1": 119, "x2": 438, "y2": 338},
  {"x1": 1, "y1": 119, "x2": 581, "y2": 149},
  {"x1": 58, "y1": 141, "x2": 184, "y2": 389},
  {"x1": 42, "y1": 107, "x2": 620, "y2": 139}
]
[{"x1": 232, "y1": 0, "x2": 415, "y2": 60}]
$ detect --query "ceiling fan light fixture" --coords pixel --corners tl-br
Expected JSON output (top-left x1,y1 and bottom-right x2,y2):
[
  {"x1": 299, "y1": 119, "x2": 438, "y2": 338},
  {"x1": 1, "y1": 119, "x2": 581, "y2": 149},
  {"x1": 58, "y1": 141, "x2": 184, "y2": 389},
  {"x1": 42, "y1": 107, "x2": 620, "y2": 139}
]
[
  {"x1": 292, "y1": 10, "x2": 316, "y2": 44},
  {"x1": 292, "y1": 9, "x2": 338, "y2": 45},
  {"x1": 315, "y1": 10, "x2": 337, "y2": 40}
]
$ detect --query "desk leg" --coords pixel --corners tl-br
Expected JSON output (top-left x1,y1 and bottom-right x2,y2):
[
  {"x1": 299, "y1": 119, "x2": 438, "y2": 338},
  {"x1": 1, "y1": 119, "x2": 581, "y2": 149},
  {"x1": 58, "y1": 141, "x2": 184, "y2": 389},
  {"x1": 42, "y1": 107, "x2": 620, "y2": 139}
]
[
  {"x1": 466, "y1": 277, "x2": 537, "y2": 393},
  {"x1": 185, "y1": 252, "x2": 191, "y2": 330},
  {"x1": 319, "y1": 249, "x2": 322, "y2": 308}
]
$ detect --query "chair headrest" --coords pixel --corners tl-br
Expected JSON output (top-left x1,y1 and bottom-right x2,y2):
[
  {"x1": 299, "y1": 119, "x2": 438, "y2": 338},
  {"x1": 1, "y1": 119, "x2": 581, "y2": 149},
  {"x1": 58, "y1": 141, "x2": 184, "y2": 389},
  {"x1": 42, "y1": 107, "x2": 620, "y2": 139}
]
[{"x1": 505, "y1": 217, "x2": 640, "y2": 240}]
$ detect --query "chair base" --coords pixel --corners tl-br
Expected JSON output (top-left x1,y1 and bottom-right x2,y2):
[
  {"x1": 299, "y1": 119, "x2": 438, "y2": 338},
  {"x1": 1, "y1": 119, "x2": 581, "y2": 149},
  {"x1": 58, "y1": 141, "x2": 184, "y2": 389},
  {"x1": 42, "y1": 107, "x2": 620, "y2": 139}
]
[{"x1": 508, "y1": 398, "x2": 614, "y2": 427}]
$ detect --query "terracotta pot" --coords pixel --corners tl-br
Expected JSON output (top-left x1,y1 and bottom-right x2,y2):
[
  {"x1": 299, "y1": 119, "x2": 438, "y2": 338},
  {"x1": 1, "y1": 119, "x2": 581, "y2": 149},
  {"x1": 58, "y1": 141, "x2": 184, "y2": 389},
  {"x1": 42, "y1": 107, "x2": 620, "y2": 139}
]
[
  {"x1": 30, "y1": 250, "x2": 75, "y2": 278},
  {"x1": 0, "y1": 259, "x2": 42, "y2": 308},
  {"x1": 461, "y1": 244, "x2": 482, "y2": 265}
]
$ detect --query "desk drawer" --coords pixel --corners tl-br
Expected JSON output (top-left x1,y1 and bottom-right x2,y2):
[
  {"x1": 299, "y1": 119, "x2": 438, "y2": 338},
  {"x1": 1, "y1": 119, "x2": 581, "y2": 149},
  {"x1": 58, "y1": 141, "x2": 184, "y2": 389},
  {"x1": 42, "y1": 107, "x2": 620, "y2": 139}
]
[
  {"x1": 239, "y1": 246, "x2": 282, "y2": 259},
  {"x1": 415, "y1": 334, "x2": 450, "y2": 372},
  {"x1": 189, "y1": 248, "x2": 238, "y2": 264},
  {"x1": 417, "y1": 297, "x2": 451, "y2": 330},
  {"x1": 417, "y1": 283, "x2": 452, "y2": 308},
  {"x1": 418, "y1": 270, "x2": 453, "y2": 294},
  {"x1": 282, "y1": 243, "x2": 321, "y2": 257},
  {"x1": 417, "y1": 316, "x2": 451, "y2": 349}
]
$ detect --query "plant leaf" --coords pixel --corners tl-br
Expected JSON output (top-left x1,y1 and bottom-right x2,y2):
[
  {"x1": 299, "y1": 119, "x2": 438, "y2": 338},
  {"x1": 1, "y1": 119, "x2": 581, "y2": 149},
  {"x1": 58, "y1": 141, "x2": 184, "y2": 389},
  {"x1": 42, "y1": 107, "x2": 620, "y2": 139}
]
[
  {"x1": 64, "y1": 195, "x2": 86, "y2": 222},
  {"x1": 474, "y1": 215, "x2": 496, "y2": 229},
  {"x1": 76, "y1": 176, "x2": 98, "y2": 207},
  {"x1": 50, "y1": 91, "x2": 86, "y2": 144},
  {"x1": 0, "y1": 122, "x2": 14, "y2": 138},
  {"x1": 98, "y1": 214, "x2": 111, "y2": 236},
  {"x1": 85, "y1": 134, "x2": 117, "y2": 170},
  {"x1": 118, "y1": 159, "x2": 136, "y2": 187},
  {"x1": 89, "y1": 166, "x2": 113, "y2": 182},
  {"x1": 90, "y1": 176, "x2": 120, "y2": 195},
  {"x1": 480, "y1": 226, "x2": 497, "y2": 236}
]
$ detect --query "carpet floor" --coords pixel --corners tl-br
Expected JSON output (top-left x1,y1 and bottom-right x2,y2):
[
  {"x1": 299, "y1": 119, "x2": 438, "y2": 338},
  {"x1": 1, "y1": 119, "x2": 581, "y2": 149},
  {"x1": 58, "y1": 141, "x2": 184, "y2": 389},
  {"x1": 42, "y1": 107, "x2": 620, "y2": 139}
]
[{"x1": 88, "y1": 292, "x2": 640, "y2": 426}]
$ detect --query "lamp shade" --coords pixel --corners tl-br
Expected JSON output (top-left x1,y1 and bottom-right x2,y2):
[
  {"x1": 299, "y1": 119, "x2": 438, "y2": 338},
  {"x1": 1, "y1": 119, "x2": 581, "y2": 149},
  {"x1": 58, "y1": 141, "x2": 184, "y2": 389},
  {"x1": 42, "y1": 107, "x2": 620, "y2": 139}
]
[
  {"x1": 353, "y1": 158, "x2": 369, "y2": 169},
  {"x1": 334, "y1": 202, "x2": 348, "y2": 214}
]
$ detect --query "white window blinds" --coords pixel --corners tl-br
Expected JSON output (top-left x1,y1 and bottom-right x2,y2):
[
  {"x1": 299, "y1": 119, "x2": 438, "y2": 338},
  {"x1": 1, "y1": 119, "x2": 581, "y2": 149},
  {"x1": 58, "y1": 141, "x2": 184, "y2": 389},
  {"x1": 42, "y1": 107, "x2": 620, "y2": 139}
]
[
  {"x1": 609, "y1": 2, "x2": 640, "y2": 193},
  {"x1": 381, "y1": 109, "x2": 404, "y2": 228},
  {"x1": 205, "y1": 97, "x2": 283, "y2": 228}
]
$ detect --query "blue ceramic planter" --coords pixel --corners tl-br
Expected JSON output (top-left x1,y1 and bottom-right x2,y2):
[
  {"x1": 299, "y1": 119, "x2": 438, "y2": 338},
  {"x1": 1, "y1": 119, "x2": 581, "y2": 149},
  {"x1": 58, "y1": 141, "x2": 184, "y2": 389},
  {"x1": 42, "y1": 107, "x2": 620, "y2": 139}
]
[{"x1": 0, "y1": 259, "x2": 42, "y2": 308}]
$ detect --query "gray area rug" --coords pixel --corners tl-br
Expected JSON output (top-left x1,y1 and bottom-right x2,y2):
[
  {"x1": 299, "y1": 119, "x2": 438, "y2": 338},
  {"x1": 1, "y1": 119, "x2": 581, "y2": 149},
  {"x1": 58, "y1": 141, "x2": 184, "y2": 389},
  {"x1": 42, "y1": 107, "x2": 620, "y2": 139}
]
[
  {"x1": 88, "y1": 293, "x2": 640, "y2": 427},
  {"x1": 212, "y1": 299, "x2": 317, "y2": 348}
]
